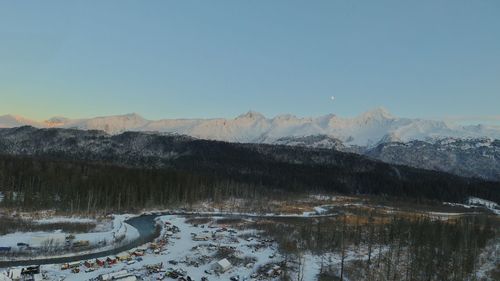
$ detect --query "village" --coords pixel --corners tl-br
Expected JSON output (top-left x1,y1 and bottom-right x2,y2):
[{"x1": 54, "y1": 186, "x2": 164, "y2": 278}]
[{"x1": 1, "y1": 215, "x2": 290, "y2": 281}]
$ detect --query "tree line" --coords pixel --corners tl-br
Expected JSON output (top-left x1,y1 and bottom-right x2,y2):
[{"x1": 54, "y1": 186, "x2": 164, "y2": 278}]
[
  {"x1": 244, "y1": 214, "x2": 497, "y2": 281},
  {"x1": 0, "y1": 151, "x2": 499, "y2": 212}
]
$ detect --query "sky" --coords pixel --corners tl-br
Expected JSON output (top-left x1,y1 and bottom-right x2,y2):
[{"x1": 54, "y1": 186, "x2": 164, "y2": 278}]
[{"x1": 0, "y1": 0, "x2": 499, "y2": 123}]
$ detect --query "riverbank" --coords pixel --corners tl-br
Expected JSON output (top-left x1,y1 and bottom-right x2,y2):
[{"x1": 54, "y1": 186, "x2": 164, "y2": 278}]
[{"x1": 0, "y1": 214, "x2": 159, "y2": 268}]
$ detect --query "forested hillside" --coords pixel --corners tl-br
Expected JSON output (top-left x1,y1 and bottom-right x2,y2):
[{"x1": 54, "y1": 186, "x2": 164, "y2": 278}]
[{"x1": 0, "y1": 127, "x2": 499, "y2": 211}]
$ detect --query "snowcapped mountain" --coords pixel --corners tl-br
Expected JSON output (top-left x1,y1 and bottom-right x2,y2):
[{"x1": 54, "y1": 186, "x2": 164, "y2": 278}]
[
  {"x1": 1, "y1": 108, "x2": 499, "y2": 147},
  {"x1": 0, "y1": 114, "x2": 44, "y2": 128}
]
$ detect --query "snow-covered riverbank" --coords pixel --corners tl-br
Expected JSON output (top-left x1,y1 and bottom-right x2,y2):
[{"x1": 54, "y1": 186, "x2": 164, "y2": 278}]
[{"x1": 0, "y1": 215, "x2": 139, "y2": 262}]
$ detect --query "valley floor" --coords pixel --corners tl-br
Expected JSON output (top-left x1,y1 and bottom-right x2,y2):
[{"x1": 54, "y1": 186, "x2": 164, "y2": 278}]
[{"x1": 0, "y1": 195, "x2": 499, "y2": 281}]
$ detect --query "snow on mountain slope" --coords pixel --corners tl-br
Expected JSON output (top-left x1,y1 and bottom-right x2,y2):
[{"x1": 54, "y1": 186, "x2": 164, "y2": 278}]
[
  {"x1": 1, "y1": 108, "x2": 499, "y2": 146},
  {"x1": 0, "y1": 114, "x2": 44, "y2": 128},
  {"x1": 61, "y1": 113, "x2": 149, "y2": 132}
]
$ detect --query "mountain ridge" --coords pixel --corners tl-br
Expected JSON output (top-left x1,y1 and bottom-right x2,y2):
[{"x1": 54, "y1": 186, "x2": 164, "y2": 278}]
[{"x1": 2, "y1": 108, "x2": 499, "y2": 147}]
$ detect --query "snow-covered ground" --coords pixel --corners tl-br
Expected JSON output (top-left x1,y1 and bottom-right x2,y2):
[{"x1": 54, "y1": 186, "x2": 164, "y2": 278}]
[
  {"x1": 1, "y1": 214, "x2": 365, "y2": 281},
  {"x1": 2, "y1": 208, "x2": 496, "y2": 281},
  {"x1": 444, "y1": 197, "x2": 500, "y2": 216},
  {"x1": 33, "y1": 217, "x2": 97, "y2": 225},
  {"x1": 1, "y1": 198, "x2": 496, "y2": 280},
  {"x1": 38, "y1": 215, "x2": 283, "y2": 281},
  {"x1": 0, "y1": 215, "x2": 139, "y2": 261},
  {"x1": 467, "y1": 197, "x2": 500, "y2": 215}
]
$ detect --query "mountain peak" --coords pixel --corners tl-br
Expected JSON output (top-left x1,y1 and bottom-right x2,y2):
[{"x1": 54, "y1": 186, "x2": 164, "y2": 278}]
[
  {"x1": 2, "y1": 114, "x2": 27, "y2": 121},
  {"x1": 45, "y1": 116, "x2": 72, "y2": 127},
  {"x1": 124, "y1": 112, "x2": 143, "y2": 118},
  {"x1": 104, "y1": 113, "x2": 146, "y2": 121},
  {"x1": 46, "y1": 116, "x2": 70, "y2": 122},
  {"x1": 236, "y1": 111, "x2": 265, "y2": 120},
  {"x1": 359, "y1": 107, "x2": 394, "y2": 120},
  {"x1": 0, "y1": 114, "x2": 42, "y2": 127}
]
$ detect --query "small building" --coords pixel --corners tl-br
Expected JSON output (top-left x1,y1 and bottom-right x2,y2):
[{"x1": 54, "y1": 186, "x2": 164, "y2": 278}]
[
  {"x1": 117, "y1": 253, "x2": 130, "y2": 261},
  {"x1": 96, "y1": 258, "x2": 106, "y2": 267},
  {"x1": 132, "y1": 250, "x2": 144, "y2": 256},
  {"x1": 67, "y1": 261, "x2": 81, "y2": 269},
  {"x1": 84, "y1": 260, "x2": 95, "y2": 268},
  {"x1": 106, "y1": 256, "x2": 118, "y2": 264},
  {"x1": 214, "y1": 258, "x2": 232, "y2": 273},
  {"x1": 193, "y1": 234, "x2": 210, "y2": 241}
]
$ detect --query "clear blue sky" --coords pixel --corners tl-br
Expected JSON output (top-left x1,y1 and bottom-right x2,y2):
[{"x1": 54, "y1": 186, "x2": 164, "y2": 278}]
[{"x1": 0, "y1": 0, "x2": 499, "y2": 122}]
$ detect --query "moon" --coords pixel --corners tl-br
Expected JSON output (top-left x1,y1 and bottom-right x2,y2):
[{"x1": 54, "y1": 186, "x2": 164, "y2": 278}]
[{"x1": 330, "y1": 96, "x2": 335, "y2": 101}]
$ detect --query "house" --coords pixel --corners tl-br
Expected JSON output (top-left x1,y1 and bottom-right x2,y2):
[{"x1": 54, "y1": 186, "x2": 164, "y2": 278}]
[
  {"x1": 117, "y1": 253, "x2": 131, "y2": 261},
  {"x1": 132, "y1": 250, "x2": 144, "y2": 256},
  {"x1": 96, "y1": 258, "x2": 106, "y2": 267},
  {"x1": 213, "y1": 258, "x2": 232, "y2": 273},
  {"x1": 106, "y1": 256, "x2": 118, "y2": 264},
  {"x1": 84, "y1": 260, "x2": 95, "y2": 268}
]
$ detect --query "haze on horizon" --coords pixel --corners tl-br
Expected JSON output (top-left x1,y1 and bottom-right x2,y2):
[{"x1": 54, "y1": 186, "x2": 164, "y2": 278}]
[{"x1": 1, "y1": 1, "x2": 499, "y2": 124}]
